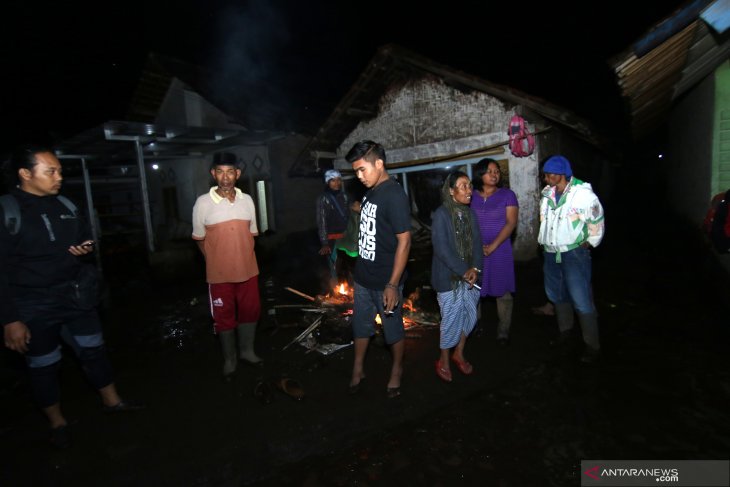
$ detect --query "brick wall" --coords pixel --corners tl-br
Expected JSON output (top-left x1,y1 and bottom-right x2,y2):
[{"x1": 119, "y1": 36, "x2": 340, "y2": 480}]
[{"x1": 339, "y1": 76, "x2": 510, "y2": 154}]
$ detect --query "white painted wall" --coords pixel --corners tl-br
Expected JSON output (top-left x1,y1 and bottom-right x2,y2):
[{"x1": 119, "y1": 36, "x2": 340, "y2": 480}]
[{"x1": 507, "y1": 151, "x2": 540, "y2": 258}]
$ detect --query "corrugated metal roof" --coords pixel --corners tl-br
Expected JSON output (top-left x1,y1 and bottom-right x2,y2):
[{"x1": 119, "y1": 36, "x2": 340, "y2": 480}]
[
  {"x1": 55, "y1": 121, "x2": 284, "y2": 163},
  {"x1": 612, "y1": 0, "x2": 730, "y2": 138}
]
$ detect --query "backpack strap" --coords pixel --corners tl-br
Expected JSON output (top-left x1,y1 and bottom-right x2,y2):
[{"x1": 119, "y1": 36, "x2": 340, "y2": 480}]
[
  {"x1": 57, "y1": 195, "x2": 79, "y2": 217},
  {"x1": 0, "y1": 194, "x2": 79, "y2": 236},
  {"x1": 0, "y1": 194, "x2": 21, "y2": 236}
]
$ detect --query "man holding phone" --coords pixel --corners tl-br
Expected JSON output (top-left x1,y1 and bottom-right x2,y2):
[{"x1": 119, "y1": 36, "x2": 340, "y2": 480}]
[{"x1": 0, "y1": 146, "x2": 143, "y2": 449}]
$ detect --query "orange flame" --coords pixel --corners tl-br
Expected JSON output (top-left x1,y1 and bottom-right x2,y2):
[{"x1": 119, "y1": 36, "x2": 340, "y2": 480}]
[
  {"x1": 403, "y1": 317, "x2": 417, "y2": 329},
  {"x1": 329, "y1": 281, "x2": 352, "y2": 297}
]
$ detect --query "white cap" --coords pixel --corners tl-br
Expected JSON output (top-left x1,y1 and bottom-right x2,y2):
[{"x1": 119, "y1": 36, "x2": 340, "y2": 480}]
[{"x1": 324, "y1": 169, "x2": 342, "y2": 183}]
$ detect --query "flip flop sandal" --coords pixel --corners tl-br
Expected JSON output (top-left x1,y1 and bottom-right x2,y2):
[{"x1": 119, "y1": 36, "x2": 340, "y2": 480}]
[
  {"x1": 435, "y1": 360, "x2": 452, "y2": 382},
  {"x1": 253, "y1": 380, "x2": 274, "y2": 404},
  {"x1": 275, "y1": 377, "x2": 305, "y2": 401},
  {"x1": 386, "y1": 386, "x2": 401, "y2": 399},
  {"x1": 451, "y1": 357, "x2": 474, "y2": 375}
]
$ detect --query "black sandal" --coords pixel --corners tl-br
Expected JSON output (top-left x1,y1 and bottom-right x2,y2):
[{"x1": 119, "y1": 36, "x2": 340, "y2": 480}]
[
  {"x1": 386, "y1": 386, "x2": 401, "y2": 399},
  {"x1": 253, "y1": 380, "x2": 274, "y2": 404}
]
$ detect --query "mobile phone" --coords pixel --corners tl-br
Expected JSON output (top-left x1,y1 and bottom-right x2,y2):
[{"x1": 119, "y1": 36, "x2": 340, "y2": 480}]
[{"x1": 81, "y1": 241, "x2": 96, "y2": 248}]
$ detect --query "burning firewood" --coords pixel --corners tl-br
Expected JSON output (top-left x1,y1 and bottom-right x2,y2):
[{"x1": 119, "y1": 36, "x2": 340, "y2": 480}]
[
  {"x1": 284, "y1": 284, "x2": 353, "y2": 307},
  {"x1": 282, "y1": 282, "x2": 441, "y2": 331}
]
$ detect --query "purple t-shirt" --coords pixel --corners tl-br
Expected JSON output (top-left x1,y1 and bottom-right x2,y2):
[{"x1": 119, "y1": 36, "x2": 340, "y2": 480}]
[{"x1": 470, "y1": 187, "x2": 518, "y2": 297}]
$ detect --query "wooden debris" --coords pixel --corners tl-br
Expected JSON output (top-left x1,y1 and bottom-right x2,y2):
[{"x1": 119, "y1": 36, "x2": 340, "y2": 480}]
[{"x1": 284, "y1": 286, "x2": 316, "y2": 302}]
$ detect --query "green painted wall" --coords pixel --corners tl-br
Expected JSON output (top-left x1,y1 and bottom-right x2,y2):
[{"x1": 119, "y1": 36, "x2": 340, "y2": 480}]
[{"x1": 713, "y1": 60, "x2": 730, "y2": 196}]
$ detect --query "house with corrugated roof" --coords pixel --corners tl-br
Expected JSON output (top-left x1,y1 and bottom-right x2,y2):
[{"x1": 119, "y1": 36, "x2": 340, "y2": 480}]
[{"x1": 53, "y1": 53, "x2": 323, "y2": 270}]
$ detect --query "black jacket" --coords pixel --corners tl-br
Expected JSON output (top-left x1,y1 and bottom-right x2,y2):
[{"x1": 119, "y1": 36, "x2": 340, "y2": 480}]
[
  {"x1": 316, "y1": 189, "x2": 350, "y2": 245},
  {"x1": 0, "y1": 189, "x2": 90, "y2": 326}
]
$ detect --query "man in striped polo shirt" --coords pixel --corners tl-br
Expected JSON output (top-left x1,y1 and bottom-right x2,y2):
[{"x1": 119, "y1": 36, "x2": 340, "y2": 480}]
[{"x1": 192, "y1": 153, "x2": 262, "y2": 380}]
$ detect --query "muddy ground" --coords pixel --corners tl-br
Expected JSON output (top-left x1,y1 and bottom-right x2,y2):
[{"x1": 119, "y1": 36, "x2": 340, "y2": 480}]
[{"x1": 1, "y1": 200, "x2": 729, "y2": 487}]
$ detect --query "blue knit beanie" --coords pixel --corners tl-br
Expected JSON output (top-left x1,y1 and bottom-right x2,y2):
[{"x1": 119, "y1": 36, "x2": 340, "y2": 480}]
[{"x1": 543, "y1": 155, "x2": 573, "y2": 177}]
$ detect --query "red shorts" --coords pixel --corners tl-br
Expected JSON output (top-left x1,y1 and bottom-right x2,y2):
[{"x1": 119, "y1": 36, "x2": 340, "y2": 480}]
[{"x1": 208, "y1": 278, "x2": 261, "y2": 333}]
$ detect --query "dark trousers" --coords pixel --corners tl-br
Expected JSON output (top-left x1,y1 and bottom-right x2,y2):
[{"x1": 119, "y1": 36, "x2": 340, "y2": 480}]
[{"x1": 13, "y1": 287, "x2": 114, "y2": 408}]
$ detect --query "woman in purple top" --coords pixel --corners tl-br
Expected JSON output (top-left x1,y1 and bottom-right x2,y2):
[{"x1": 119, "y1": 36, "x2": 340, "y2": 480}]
[{"x1": 470, "y1": 159, "x2": 519, "y2": 345}]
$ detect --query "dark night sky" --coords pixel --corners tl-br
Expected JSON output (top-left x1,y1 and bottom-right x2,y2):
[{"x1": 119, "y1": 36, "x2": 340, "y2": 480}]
[{"x1": 2, "y1": 0, "x2": 687, "y2": 153}]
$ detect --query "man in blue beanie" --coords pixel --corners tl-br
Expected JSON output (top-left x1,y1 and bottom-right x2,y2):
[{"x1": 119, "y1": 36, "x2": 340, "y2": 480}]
[{"x1": 538, "y1": 155, "x2": 605, "y2": 363}]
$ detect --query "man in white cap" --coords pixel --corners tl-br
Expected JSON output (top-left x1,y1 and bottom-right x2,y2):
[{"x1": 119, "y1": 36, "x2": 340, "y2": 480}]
[
  {"x1": 316, "y1": 169, "x2": 352, "y2": 288},
  {"x1": 538, "y1": 155, "x2": 605, "y2": 363}
]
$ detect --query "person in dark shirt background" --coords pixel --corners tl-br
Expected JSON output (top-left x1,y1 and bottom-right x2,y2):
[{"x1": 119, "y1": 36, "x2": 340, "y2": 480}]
[{"x1": 316, "y1": 169, "x2": 352, "y2": 289}]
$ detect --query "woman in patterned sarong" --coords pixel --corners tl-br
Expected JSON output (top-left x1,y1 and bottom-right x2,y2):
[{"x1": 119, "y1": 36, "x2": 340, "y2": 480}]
[{"x1": 431, "y1": 171, "x2": 483, "y2": 382}]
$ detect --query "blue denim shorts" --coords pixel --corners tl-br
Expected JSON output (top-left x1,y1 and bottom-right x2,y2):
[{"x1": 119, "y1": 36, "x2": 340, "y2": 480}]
[{"x1": 352, "y1": 282, "x2": 405, "y2": 345}]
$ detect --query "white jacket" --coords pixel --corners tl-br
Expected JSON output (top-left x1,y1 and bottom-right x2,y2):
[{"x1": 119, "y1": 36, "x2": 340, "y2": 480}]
[{"x1": 538, "y1": 177, "x2": 605, "y2": 258}]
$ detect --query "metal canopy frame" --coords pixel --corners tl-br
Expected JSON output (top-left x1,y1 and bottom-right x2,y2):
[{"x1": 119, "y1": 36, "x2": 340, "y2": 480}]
[{"x1": 55, "y1": 120, "x2": 285, "y2": 254}]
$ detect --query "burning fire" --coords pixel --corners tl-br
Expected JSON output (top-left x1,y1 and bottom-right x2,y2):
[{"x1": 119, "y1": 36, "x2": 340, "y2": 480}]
[
  {"x1": 402, "y1": 288, "x2": 419, "y2": 312},
  {"x1": 328, "y1": 281, "x2": 353, "y2": 299},
  {"x1": 402, "y1": 300, "x2": 416, "y2": 312}
]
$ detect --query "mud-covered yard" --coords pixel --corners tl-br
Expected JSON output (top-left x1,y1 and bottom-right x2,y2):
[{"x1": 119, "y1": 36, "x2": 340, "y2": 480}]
[{"x1": 1, "y1": 201, "x2": 729, "y2": 487}]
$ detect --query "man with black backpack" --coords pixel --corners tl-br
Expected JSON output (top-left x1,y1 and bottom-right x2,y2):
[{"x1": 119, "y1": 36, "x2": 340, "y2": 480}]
[{"x1": 1, "y1": 146, "x2": 144, "y2": 449}]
